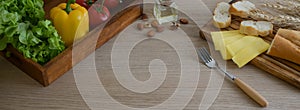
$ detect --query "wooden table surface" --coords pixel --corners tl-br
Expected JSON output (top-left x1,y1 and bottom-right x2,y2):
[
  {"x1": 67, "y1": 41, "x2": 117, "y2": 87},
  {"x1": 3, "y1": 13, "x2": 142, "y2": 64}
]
[{"x1": 1, "y1": 0, "x2": 300, "y2": 109}]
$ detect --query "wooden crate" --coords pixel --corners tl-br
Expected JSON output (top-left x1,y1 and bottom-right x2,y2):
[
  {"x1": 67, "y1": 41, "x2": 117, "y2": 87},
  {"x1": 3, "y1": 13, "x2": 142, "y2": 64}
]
[{"x1": 0, "y1": 0, "x2": 143, "y2": 86}]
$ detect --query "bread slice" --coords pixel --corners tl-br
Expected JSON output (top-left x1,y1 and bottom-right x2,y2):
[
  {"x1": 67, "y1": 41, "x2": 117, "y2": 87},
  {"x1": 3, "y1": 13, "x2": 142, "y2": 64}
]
[
  {"x1": 213, "y1": 2, "x2": 231, "y2": 28},
  {"x1": 256, "y1": 21, "x2": 273, "y2": 36},
  {"x1": 240, "y1": 20, "x2": 273, "y2": 37},
  {"x1": 229, "y1": 0, "x2": 256, "y2": 18},
  {"x1": 267, "y1": 29, "x2": 300, "y2": 65}
]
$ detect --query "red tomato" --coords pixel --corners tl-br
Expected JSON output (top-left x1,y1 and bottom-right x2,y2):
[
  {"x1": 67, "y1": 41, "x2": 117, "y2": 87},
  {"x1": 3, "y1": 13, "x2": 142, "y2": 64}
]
[
  {"x1": 67, "y1": 0, "x2": 97, "y2": 9},
  {"x1": 103, "y1": 0, "x2": 119, "y2": 9},
  {"x1": 89, "y1": 4, "x2": 111, "y2": 29}
]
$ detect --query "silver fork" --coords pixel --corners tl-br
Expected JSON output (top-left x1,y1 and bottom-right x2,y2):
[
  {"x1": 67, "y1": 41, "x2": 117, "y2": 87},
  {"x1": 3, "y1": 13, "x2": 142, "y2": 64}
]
[{"x1": 197, "y1": 47, "x2": 268, "y2": 107}]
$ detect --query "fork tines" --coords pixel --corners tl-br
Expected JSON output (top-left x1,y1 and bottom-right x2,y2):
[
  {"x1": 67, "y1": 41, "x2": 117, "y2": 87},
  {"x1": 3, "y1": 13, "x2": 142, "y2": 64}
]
[{"x1": 197, "y1": 47, "x2": 213, "y2": 63}]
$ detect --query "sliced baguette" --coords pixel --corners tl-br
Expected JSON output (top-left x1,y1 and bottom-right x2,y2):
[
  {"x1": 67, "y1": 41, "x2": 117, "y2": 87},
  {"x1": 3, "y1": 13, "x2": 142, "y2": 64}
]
[
  {"x1": 267, "y1": 29, "x2": 300, "y2": 65},
  {"x1": 229, "y1": 0, "x2": 256, "y2": 18},
  {"x1": 213, "y1": 2, "x2": 231, "y2": 28},
  {"x1": 240, "y1": 20, "x2": 273, "y2": 37}
]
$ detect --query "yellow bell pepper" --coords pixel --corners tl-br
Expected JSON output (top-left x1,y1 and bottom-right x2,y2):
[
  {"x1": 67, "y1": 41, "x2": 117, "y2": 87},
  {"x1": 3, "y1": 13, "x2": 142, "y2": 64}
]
[{"x1": 50, "y1": 0, "x2": 89, "y2": 46}]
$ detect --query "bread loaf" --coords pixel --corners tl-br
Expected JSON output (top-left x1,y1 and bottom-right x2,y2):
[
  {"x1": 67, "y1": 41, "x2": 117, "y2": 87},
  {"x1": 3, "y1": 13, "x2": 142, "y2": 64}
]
[
  {"x1": 229, "y1": 0, "x2": 256, "y2": 18},
  {"x1": 213, "y1": 2, "x2": 231, "y2": 28},
  {"x1": 240, "y1": 20, "x2": 273, "y2": 37},
  {"x1": 267, "y1": 29, "x2": 300, "y2": 65}
]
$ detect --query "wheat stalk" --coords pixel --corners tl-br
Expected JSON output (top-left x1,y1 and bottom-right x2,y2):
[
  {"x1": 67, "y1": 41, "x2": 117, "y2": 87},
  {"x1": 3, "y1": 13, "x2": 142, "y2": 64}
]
[
  {"x1": 248, "y1": 0, "x2": 300, "y2": 31},
  {"x1": 264, "y1": 0, "x2": 300, "y2": 17}
]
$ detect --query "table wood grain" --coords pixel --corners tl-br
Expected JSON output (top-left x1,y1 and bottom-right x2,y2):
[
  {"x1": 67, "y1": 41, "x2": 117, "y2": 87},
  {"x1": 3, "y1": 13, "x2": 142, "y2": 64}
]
[{"x1": 1, "y1": 0, "x2": 300, "y2": 109}]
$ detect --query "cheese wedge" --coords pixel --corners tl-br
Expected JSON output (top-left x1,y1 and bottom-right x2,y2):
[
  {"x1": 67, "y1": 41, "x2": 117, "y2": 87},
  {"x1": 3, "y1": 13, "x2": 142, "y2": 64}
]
[
  {"x1": 211, "y1": 30, "x2": 240, "y2": 35},
  {"x1": 232, "y1": 36, "x2": 270, "y2": 68},
  {"x1": 211, "y1": 30, "x2": 240, "y2": 50},
  {"x1": 226, "y1": 36, "x2": 258, "y2": 56},
  {"x1": 219, "y1": 34, "x2": 245, "y2": 60}
]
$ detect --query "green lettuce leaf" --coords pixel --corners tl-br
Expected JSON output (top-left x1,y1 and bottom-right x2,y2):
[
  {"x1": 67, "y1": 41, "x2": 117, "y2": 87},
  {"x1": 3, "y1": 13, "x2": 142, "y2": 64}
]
[
  {"x1": 0, "y1": 0, "x2": 65, "y2": 64},
  {"x1": 0, "y1": 36, "x2": 8, "y2": 50}
]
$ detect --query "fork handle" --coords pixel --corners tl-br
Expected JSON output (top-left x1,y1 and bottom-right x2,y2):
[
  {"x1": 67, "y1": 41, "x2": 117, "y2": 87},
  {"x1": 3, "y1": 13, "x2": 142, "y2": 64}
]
[{"x1": 234, "y1": 78, "x2": 268, "y2": 107}]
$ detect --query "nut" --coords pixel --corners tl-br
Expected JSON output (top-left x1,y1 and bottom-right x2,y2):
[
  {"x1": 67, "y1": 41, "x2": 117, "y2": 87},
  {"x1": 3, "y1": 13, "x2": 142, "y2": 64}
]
[
  {"x1": 179, "y1": 18, "x2": 189, "y2": 24},
  {"x1": 144, "y1": 22, "x2": 152, "y2": 28},
  {"x1": 141, "y1": 13, "x2": 149, "y2": 21},
  {"x1": 169, "y1": 22, "x2": 180, "y2": 30},
  {"x1": 147, "y1": 30, "x2": 156, "y2": 37},
  {"x1": 151, "y1": 20, "x2": 159, "y2": 28},
  {"x1": 172, "y1": 21, "x2": 180, "y2": 27},
  {"x1": 137, "y1": 23, "x2": 144, "y2": 30},
  {"x1": 156, "y1": 26, "x2": 165, "y2": 32}
]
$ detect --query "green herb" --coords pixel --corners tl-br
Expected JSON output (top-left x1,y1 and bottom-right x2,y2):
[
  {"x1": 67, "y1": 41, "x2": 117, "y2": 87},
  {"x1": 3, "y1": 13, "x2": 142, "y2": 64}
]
[{"x1": 0, "y1": 0, "x2": 65, "y2": 65}]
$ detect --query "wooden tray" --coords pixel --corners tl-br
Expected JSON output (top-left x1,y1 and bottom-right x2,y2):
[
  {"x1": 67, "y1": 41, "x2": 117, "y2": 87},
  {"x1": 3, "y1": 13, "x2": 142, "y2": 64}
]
[
  {"x1": 199, "y1": 16, "x2": 300, "y2": 88},
  {"x1": 0, "y1": 0, "x2": 143, "y2": 86}
]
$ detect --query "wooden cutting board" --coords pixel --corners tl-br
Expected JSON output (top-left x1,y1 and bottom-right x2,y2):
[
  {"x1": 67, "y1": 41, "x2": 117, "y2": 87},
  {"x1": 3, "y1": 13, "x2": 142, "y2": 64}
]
[{"x1": 199, "y1": 16, "x2": 300, "y2": 88}]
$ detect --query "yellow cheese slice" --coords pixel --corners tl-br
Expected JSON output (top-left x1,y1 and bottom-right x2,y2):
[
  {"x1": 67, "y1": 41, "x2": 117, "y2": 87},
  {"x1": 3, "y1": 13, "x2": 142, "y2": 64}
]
[
  {"x1": 211, "y1": 30, "x2": 240, "y2": 35},
  {"x1": 232, "y1": 37, "x2": 270, "y2": 68},
  {"x1": 219, "y1": 34, "x2": 245, "y2": 60},
  {"x1": 226, "y1": 36, "x2": 258, "y2": 56},
  {"x1": 211, "y1": 30, "x2": 240, "y2": 50}
]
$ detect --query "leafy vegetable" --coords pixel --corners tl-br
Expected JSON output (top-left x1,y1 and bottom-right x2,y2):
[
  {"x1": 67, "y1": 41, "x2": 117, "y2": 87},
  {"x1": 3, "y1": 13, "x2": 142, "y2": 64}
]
[{"x1": 0, "y1": 0, "x2": 65, "y2": 64}]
